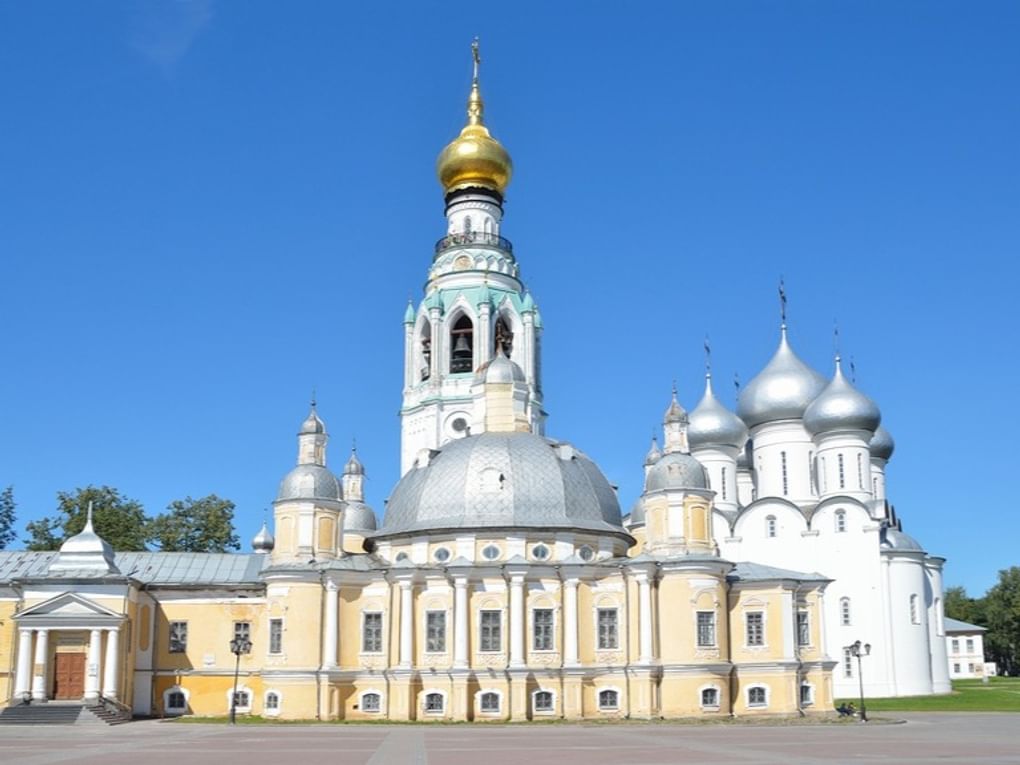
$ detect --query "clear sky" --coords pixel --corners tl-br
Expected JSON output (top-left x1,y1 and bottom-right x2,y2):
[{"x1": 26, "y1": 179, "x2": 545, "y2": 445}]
[{"x1": 1, "y1": 2, "x2": 1017, "y2": 595}]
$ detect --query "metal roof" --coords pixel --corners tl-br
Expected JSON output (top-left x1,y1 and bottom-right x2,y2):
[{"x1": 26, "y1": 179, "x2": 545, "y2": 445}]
[
  {"x1": 0, "y1": 551, "x2": 266, "y2": 586},
  {"x1": 728, "y1": 561, "x2": 830, "y2": 583},
  {"x1": 944, "y1": 617, "x2": 986, "y2": 633}
]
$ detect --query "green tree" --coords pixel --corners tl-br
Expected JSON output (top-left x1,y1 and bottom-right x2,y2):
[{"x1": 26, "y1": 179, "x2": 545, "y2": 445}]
[
  {"x1": 945, "y1": 585, "x2": 983, "y2": 624},
  {"x1": 0, "y1": 486, "x2": 16, "y2": 549},
  {"x1": 983, "y1": 567, "x2": 1020, "y2": 677},
  {"x1": 149, "y1": 494, "x2": 240, "y2": 553},
  {"x1": 25, "y1": 486, "x2": 150, "y2": 551}
]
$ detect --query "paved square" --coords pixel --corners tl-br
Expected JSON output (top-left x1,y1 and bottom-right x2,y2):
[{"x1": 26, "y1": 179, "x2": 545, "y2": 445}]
[{"x1": 1, "y1": 714, "x2": 1018, "y2": 765}]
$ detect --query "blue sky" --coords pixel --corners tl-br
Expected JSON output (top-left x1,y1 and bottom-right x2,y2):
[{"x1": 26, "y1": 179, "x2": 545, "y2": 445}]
[{"x1": 1, "y1": 2, "x2": 1017, "y2": 595}]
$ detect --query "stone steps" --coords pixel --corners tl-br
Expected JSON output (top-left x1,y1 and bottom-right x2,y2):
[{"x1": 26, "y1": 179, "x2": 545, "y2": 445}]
[{"x1": 0, "y1": 701, "x2": 132, "y2": 726}]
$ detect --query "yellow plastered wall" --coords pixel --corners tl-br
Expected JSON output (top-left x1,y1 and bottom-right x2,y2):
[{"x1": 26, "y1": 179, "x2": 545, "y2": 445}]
[
  {"x1": 0, "y1": 601, "x2": 17, "y2": 703},
  {"x1": 728, "y1": 586, "x2": 788, "y2": 664},
  {"x1": 659, "y1": 671, "x2": 731, "y2": 717},
  {"x1": 731, "y1": 668, "x2": 799, "y2": 715},
  {"x1": 468, "y1": 577, "x2": 507, "y2": 668},
  {"x1": 658, "y1": 571, "x2": 728, "y2": 665}
]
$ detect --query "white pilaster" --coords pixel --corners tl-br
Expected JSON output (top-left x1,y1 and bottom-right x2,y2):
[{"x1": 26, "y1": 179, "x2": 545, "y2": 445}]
[
  {"x1": 31, "y1": 629, "x2": 49, "y2": 701},
  {"x1": 14, "y1": 629, "x2": 32, "y2": 700},
  {"x1": 103, "y1": 628, "x2": 120, "y2": 699},
  {"x1": 521, "y1": 311, "x2": 535, "y2": 383},
  {"x1": 403, "y1": 322, "x2": 414, "y2": 390},
  {"x1": 428, "y1": 307, "x2": 441, "y2": 383},
  {"x1": 85, "y1": 629, "x2": 102, "y2": 701},
  {"x1": 453, "y1": 577, "x2": 469, "y2": 668},
  {"x1": 478, "y1": 301, "x2": 492, "y2": 369},
  {"x1": 637, "y1": 575, "x2": 654, "y2": 664},
  {"x1": 563, "y1": 578, "x2": 579, "y2": 667},
  {"x1": 323, "y1": 580, "x2": 339, "y2": 669},
  {"x1": 399, "y1": 581, "x2": 414, "y2": 668},
  {"x1": 509, "y1": 575, "x2": 525, "y2": 668}
]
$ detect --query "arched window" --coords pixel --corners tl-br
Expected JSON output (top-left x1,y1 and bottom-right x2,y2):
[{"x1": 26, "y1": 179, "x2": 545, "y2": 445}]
[
  {"x1": 780, "y1": 451, "x2": 789, "y2": 495},
  {"x1": 857, "y1": 453, "x2": 864, "y2": 489},
  {"x1": 701, "y1": 687, "x2": 719, "y2": 707},
  {"x1": 449, "y1": 315, "x2": 474, "y2": 373},
  {"x1": 419, "y1": 320, "x2": 432, "y2": 382},
  {"x1": 463, "y1": 215, "x2": 473, "y2": 234},
  {"x1": 533, "y1": 690, "x2": 554, "y2": 713},
  {"x1": 265, "y1": 691, "x2": 280, "y2": 713},
  {"x1": 835, "y1": 510, "x2": 847, "y2": 533},
  {"x1": 747, "y1": 686, "x2": 767, "y2": 707},
  {"x1": 840, "y1": 597, "x2": 851, "y2": 626},
  {"x1": 479, "y1": 691, "x2": 500, "y2": 713},
  {"x1": 494, "y1": 315, "x2": 513, "y2": 356},
  {"x1": 838, "y1": 454, "x2": 846, "y2": 489},
  {"x1": 720, "y1": 466, "x2": 727, "y2": 500},
  {"x1": 598, "y1": 689, "x2": 619, "y2": 710},
  {"x1": 361, "y1": 692, "x2": 381, "y2": 712},
  {"x1": 766, "y1": 515, "x2": 777, "y2": 538},
  {"x1": 910, "y1": 594, "x2": 920, "y2": 624},
  {"x1": 165, "y1": 687, "x2": 188, "y2": 714},
  {"x1": 809, "y1": 452, "x2": 816, "y2": 494},
  {"x1": 424, "y1": 692, "x2": 445, "y2": 714},
  {"x1": 820, "y1": 456, "x2": 828, "y2": 492}
]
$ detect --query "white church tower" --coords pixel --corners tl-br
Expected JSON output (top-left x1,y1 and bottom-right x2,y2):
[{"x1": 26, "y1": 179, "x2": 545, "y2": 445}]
[{"x1": 400, "y1": 41, "x2": 544, "y2": 474}]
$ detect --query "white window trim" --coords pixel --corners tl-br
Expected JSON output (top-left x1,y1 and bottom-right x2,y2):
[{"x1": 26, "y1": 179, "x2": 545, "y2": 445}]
[
  {"x1": 267, "y1": 616, "x2": 285, "y2": 656},
  {"x1": 797, "y1": 609, "x2": 812, "y2": 647},
  {"x1": 360, "y1": 688, "x2": 384, "y2": 714},
  {"x1": 594, "y1": 605, "x2": 621, "y2": 651},
  {"x1": 839, "y1": 597, "x2": 852, "y2": 627},
  {"x1": 835, "y1": 510, "x2": 847, "y2": 533},
  {"x1": 531, "y1": 606, "x2": 557, "y2": 653},
  {"x1": 766, "y1": 515, "x2": 777, "y2": 538},
  {"x1": 422, "y1": 688, "x2": 447, "y2": 716},
  {"x1": 744, "y1": 609, "x2": 767, "y2": 649},
  {"x1": 475, "y1": 688, "x2": 503, "y2": 716},
  {"x1": 597, "y1": 685, "x2": 622, "y2": 712},
  {"x1": 163, "y1": 685, "x2": 189, "y2": 714},
  {"x1": 531, "y1": 688, "x2": 556, "y2": 715},
  {"x1": 424, "y1": 609, "x2": 449, "y2": 654},
  {"x1": 480, "y1": 543, "x2": 502, "y2": 561},
  {"x1": 698, "y1": 683, "x2": 721, "y2": 710},
  {"x1": 360, "y1": 610, "x2": 385, "y2": 655},
  {"x1": 477, "y1": 607, "x2": 504, "y2": 654},
  {"x1": 799, "y1": 681, "x2": 815, "y2": 707},
  {"x1": 168, "y1": 620, "x2": 188, "y2": 653},
  {"x1": 746, "y1": 684, "x2": 769, "y2": 708},
  {"x1": 695, "y1": 609, "x2": 717, "y2": 648},
  {"x1": 264, "y1": 688, "x2": 282, "y2": 717},
  {"x1": 226, "y1": 684, "x2": 253, "y2": 714}
]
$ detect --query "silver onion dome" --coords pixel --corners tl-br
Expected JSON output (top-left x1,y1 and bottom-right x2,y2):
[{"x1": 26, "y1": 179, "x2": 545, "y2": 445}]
[
  {"x1": 663, "y1": 386, "x2": 688, "y2": 424},
  {"x1": 737, "y1": 327, "x2": 827, "y2": 429},
  {"x1": 689, "y1": 374, "x2": 749, "y2": 451},
  {"x1": 276, "y1": 464, "x2": 343, "y2": 504},
  {"x1": 644, "y1": 436, "x2": 662, "y2": 466},
  {"x1": 628, "y1": 498, "x2": 646, "y2": 527},
  {"x1": 300, "y1": 407, "x2": 326, "y2": 435},
  {"x1": 344, "y1": 449, "x2": 365, "y2": 476},
  {"x1": 803, "y1": 357, "x2": 881, "y2": 436},
  {"x1": 378, "y1": 432, "x2": 624, "y2": 537},
  {"x1": 343, "y1": 501, "x2": 377, "y2": 532},
  {"x1": 870, "y1": 424, "x2": 895, "y2": 461},
  {"x1": 475, "y1": 349, "x2": 525, "y2": 384},
  {"x1": 252, "y1": 521, "x2": 275, "y2": 552},
  {"x1": 644, "y1": 452, "x2": 709, "y2": 492}
]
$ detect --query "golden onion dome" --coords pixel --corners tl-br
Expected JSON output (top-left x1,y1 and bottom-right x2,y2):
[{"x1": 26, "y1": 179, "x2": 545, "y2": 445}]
[{"x1": 436, "y1": 41, "x2": 513, "y2": 196}]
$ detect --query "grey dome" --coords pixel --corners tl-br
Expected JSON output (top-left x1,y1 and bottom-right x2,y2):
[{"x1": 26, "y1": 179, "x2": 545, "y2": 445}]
[
  {"x1": 252, "y1": 521, "x2": 275, "y2": 552},
  {"x1": 276, "y1": 464, "x2": 342, "y2": 504},
  {"x1": 379, "y1": 432, "x2": 624, "y2": 537},
  {"x1": 644, "y1": 437, "x2": 662, "y2": 466},
  {"x1": 689, "y1": 375, "x2": 749, "y2": 451},
  {"x1": 48, "y1": 505, "x2": 119, "y2": 574},
  {"x1": 881, "y1": 526, "x2": 924, "y2": 552},
  {"x1": 476, "y1": 351, "x2": 525, "y2": 384},
  {"x1": 870, "y1": 425, "x2": 895, "y2": 461},
  {"x1": 803, "y1": 358, "x2": 881, "y2": 436},
  {"x1": 664, "y1": 389, "x2": 688, "y2": 424},
  {"x1": 343, "y1": 501, "x2": 377, "y2": 532},
  {"x1": 344, "y1": 450, "x2": 365, "y2": 476},
  {"x1": 300, "y1": 407, "x2": 326, "y2": 435},
  {"x1": 628, "y1": 498, "x2": 646, "y2": 527},
  {"x1": 736, "y1": 442, "x2": 752, "y2": 469},
  {"x1": 737, "y1": 329, "x2": 827, "y2": 429},
  {"x1": 644, "y1": 451, "x2": 709, "y2": 492}
]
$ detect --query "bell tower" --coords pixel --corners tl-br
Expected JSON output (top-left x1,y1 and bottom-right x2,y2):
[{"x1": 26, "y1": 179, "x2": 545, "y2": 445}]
[{"x1": 400, "y1": 41, "x2": 544, "y2": 474}]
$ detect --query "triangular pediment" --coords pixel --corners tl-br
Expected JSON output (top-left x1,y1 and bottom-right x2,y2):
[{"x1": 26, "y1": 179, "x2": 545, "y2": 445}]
[{"x1": 15, "y1": 592, "x2": 122, "y2": 619}]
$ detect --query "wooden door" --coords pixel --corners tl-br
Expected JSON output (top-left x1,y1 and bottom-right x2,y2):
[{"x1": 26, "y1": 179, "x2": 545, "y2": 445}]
[{"x1": 53, "y1": 652, "x2": 86, "y2": 700}]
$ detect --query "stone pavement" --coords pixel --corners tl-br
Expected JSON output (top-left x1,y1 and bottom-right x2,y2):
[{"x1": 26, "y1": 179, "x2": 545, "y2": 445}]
[{"x1": 0, "y1": 714, "x2": 1018, "y2": 764}]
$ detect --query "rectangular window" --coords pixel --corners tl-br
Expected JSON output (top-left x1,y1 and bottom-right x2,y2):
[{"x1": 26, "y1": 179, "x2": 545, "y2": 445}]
[
  {"x1": 781, "y1": 451, "x2": 789, "y2": 495},
  {"x1": 362, "y1": 612, "x2": 383, "y2": 653},
  {"x1": 857, "y1": 453, "x2": 864, "y2": 489},
  {"x1": 843, "y1": 647, "x2": 854, "y2": 678},
  {"x1": 268, "y1": 618, "x2": 283, "y2": 655},
  {"x1": 809, "y1": 452, "x2": 816, "y2": 494},
  {"x1": 721, "y1": 467, "x2": 728, "y2": 500},
  {"x1": 480, "y1": 610, "x2": 502, "y2": 652},
  {"x1": 953, "y1": 663, "x2": 960, "y2": 674},
  {"x1": 797, "y1": 611, "x2": 810, "y2": 647},
  {"x1": 951, "y1": 638, "x2": 960, "y2": 653},
  {"x1": 169, "y1": 621, "x2": 187, "y2": 653},
  {"x1": 800, "y1": 684, "x2": 813, "y2": 706},
  {"x1": 696, "y1": 611, "x2": 716, "y2": 647},
  {"x1": 533, "y1": 608, "x2": 554, "y2": 651},
  {"x1": 233, "y1": 621, "x2": 251, "y2": 651},
  {"x1": 838, "y1": 454, "x2": 846, "y2": 489},
  {"x1": 966, "y1": 638, "x2": 975, "y2": 653},
  {"x1": 745, "y1": 612, "x2": 764, "y2": 647},
  {"x1": 426, "y1": 611, "x2": 446, "y2": 653},
  {"x1": 597, "y1": 608, "x2": 619, "y2": 650}
]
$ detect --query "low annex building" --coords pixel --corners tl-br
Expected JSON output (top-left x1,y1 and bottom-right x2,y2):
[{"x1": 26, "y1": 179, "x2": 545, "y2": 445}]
[{"x1": 0, "y1": 44, "x2": 948, "y2": 720}]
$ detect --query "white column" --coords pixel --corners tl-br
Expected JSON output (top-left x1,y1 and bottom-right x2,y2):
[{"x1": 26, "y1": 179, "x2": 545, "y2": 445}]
[
  {"x1": 323, "y1": 580, "x2": 339, "y2": 669},
  {"x1": 85, "y1": 629, "x2": 102, "y2": 701},
  {"x1": 103, "y1": 628, "x2": 120, "y2": 700},
  {"x1": 478, "y1": 303, "x2": 492, "y2": 369},
  {"x1": 638, "y1": 575, "x2": 653, "y2": 664},
  {"x1": 522, "y1": 313, "x2": 535, "y2": 383},
  {"x1": 563, "y1": 578, "x2": 579, "y2": 667},
  {"x1": 404, "y1": 323, "x2": 414, "y2": 389},
  {"x1": 429, "y1": 308, "x2": 441, "y2": 383},
  {"x1": 31, "y1": 628, "x2": 49, "y2": 701},
  {"x1": 453, "y1": 577, "x2": 469, "y2": 668},
  {"x1": 14, "y1": 629, "x2": 33, "y2": 700},
  {"x1": 509, "y1": 575, "x2": 525, "y2": 668},
  {"x1": 398, "y1": 581, "x2": 414, "y2": 668}
]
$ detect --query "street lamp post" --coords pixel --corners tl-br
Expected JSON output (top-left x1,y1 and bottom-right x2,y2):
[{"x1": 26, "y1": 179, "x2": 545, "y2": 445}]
[
  {"x1": 228, "y1": 636, "x2": 252, "y2": 725},
  {"x1": 848, "y1": 639, "x2": 871, "y2": 722}
]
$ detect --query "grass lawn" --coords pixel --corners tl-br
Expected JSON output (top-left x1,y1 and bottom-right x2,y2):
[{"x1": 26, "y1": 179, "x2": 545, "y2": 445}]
[{"x1": 837, "y1": 677, "x2": 1020, "y2": 712}]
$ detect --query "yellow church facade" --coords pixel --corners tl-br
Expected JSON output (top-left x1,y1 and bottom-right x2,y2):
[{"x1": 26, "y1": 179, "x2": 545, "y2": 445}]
[{"x1": 0, "y1": 44, "x2": 837, "y2": 722}]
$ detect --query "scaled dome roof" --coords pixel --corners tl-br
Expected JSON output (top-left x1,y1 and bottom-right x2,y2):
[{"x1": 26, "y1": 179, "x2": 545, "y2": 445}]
[
  {"x1": 737, "y1": 328, "x2": 827, "y2": 428},
  {"x1": 644, "y1": 452, "x2": 709, "y2": 492},
  {"x1": 379, "y1": 432, "x2": 623, "y2": 537},
  {"x1": 276, "y1": 464, "x2": 342, "y2": 504}
]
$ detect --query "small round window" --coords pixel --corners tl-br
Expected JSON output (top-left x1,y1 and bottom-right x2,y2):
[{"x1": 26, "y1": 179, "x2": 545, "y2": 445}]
[
  {"x1": 532, "y1": 544, "x2": 550, "y2": 561},
  {"x1": 578, "y1": 545, "x2": 595, "y2": 562},
  {"x1": 451, "y1": 417, "x2": 469, "y2": 433},
  {"x1": 434, "y1": 547, "x2": 451, "y2": 563},
  {"x1": 481, "y1": 544, "x2": 501, "y2": 561},
  {"x1": 395, "y1": 552, "x2": 409, "y2": 562}
]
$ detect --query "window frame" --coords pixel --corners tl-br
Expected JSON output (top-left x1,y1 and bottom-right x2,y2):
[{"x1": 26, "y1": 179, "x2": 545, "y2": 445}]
[
  {"x1": 168, "y1": 621, "x2": 188, "y2": 654},
  {"x1": 360, "y1": 690, "x2": 383, "y2": 713},
  {"x1": 425, "y1": 610, "x2": 447, "y2": 654},
  {"x1": 799, "y1": 683, "x2": 814, "y2": 707},
  {"x1": 766, "y1": 515, "x2": 777, "y2": 538},
  {"x1": 745, "y1": 611, "x2": 765, "y2": 647},
  {"x1": 478, "y1": 690, "x2": 501, "y2": 715},
  {"x1": 532, "y1": 607, "x2": 555, "y2": 652},
  {"x1": 696, "y1": 610, "x2": 717, "y2": 648},
  {"x1": 479, "y1": 609, "x2": 502, "y2": 653},
  {"x1": 233, "y1": 621, "x2": 252, "y2": 650},
  {"x1": 796, "y1": 610, "x2": 811, "y2": 647},
  {"x1": 835, "y1": 510, "x2": 847, "y2": 533},
  {"x1": 268, "y1": 618, "x2": 284, "y2": 655},
  {"x1": 226, "y1": 686, "x2": 252, "y2": 714},
  {"x1": 532, "y1": 689, "x2": 555, "y2": 714},
  {"x1": 164, "y1": 686, "x2": 189, "y2": 714},
  {"x1": 596, "y1": 607, "x2": 620, "y2": 650},
  {"x1": 423, "y1": 690, "x2": 446, "y2": 715},
  {"x1": 597, "y1": 688, "x2": 620, "y2": 711},
  {"x1": 700, "y1": 686, "x2": 720, "y2": 709},
  {"x1": 264, "y1": 689, "x2": 281, "y2": 716},
  {"x1": 747, "y1": 685, "x2": 768, "y2": 708},
  {"x1": 361, "y1": 611, "x2": 384, "y2": 654},
  {"x1": 840, "y1": 597, "x2": 852, "y2": 627}
]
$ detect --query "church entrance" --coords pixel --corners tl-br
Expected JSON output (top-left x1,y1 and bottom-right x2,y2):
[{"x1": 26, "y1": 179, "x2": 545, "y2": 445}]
[{"x1": 52, "y1": 652, "x2": 85, "y2": 700}]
